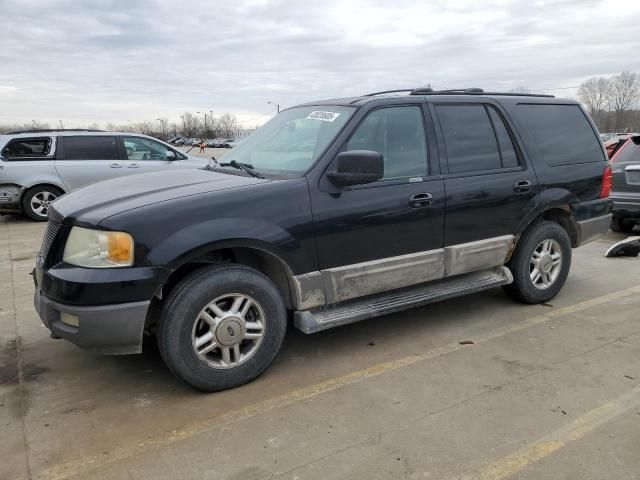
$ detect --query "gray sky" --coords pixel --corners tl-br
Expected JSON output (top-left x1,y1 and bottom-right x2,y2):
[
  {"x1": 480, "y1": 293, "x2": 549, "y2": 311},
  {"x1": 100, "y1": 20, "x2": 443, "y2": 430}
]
[{"x1": 1, "y1": 0, "x2": 638, "y2": 128}]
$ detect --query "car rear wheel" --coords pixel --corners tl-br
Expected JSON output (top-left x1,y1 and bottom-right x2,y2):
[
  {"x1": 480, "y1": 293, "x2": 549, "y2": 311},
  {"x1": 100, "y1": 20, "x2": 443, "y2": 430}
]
[
  {"x1": 503, "y1": 221, "x2": 572, "y2": 304},
  {"x1": 157, "y1": 264, "x2": 287, "y2": 391},
  {"x1": 22, "y1": 185, "x2": 63, "y2": 221},
  {"x1": 610, "y1": 216, "x2": 636, "y2": 233}
]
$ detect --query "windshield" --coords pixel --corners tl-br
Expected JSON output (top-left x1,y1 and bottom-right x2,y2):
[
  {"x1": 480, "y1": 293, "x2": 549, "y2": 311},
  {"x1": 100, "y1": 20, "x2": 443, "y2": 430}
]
[{"x1": 226, "y1": 105, "x2": 354, "y2": 174}]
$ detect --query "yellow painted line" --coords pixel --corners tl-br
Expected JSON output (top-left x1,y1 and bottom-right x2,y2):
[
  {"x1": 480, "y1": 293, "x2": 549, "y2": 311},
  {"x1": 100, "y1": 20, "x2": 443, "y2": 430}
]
[
  {"x1": 40, "y1": 285, "x2": 640, "y2": 480},
  {"x1": 458, "y1": 383, "x2": 640, "y2": 480}
]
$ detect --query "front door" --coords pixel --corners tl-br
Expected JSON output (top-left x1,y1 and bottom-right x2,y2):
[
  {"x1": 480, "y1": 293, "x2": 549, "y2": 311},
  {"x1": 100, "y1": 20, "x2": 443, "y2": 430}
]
[
  {"x1": 121, "y1": 136, "x2": 184, "y2": 173},
  {"x1": 310, "y1": 105, "x2": 445, "y2": 304}
]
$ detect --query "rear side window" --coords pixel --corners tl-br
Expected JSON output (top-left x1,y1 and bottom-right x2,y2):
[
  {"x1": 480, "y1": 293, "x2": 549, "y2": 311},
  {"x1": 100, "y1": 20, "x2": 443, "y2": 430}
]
[
  {"x1": 518, "y1": 104, "x2": 605, "y2": 166},
  {"x1": 1, "y1": 137, "x2": 51, "y2": 159},
  {"x1": 435, "y1": 104, "x2": 520, "y2": 174},
  {"x1": 612, "y1": 138, "x2": 640, "y2": 163},
  {"x1": 61, "y1": 136, "x2": 119, "y2": 160}
]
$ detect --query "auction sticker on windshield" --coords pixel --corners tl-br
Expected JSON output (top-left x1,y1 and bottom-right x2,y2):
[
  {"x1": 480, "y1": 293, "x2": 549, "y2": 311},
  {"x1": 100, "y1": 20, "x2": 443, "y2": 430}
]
[{"x1": 306, "y1": 111, "x2": 341, "y2": 122}]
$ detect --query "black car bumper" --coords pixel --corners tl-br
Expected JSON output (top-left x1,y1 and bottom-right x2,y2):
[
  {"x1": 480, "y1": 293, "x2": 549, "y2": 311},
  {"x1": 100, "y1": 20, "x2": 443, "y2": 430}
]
[
  {"x1": 34, "y1": 289, "x2": 149, "y2": 355},
  {"x1": 34, "y1": 261, "x2": 171, "y2": 354}
]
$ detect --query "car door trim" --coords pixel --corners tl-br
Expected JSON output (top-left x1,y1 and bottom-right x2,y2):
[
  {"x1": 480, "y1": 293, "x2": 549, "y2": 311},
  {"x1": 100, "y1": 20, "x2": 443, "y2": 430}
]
[{"x1": 293, "y1": 234, "x2": 516, "y2": 309}]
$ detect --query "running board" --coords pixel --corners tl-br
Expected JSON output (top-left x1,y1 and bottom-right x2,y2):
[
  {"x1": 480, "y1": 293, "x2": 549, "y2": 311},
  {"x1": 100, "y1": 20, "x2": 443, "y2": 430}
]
[{"x1": 294, "y1": 267, "x2": 513, "y2": 334}]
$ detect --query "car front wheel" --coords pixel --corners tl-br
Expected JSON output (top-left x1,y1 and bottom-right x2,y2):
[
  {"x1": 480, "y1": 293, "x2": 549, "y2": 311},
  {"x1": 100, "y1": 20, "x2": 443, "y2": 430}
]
[
  {"x1": 158, "y1": 264, "x2": 287, "y2": 391},
  {"x1": 504, "y1": 221, "x2": 572, "y2": 304}
]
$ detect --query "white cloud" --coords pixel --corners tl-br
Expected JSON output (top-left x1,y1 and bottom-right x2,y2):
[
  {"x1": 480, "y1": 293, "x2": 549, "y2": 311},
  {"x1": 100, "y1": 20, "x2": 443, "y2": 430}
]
[{"x1": 0, "y1": 0, "x2": 638, "y2": 126}]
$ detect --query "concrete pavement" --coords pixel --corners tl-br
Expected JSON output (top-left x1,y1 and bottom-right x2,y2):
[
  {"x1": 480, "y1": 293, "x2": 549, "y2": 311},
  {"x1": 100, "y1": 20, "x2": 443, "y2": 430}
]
[{"x1": 1, "y1": 215, "x2": 639, "y2": 480}]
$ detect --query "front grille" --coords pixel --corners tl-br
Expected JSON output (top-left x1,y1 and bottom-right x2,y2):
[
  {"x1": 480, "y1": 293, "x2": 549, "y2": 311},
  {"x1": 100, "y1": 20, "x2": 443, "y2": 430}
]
[{"x1": 40, "y1": 220, "x2": 61, "y2": 261}]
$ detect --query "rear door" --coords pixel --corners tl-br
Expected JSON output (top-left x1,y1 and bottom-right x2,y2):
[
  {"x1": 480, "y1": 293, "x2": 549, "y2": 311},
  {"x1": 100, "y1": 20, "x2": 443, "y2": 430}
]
[
  {"x1": 55, "y1": 135, "x2": 126, "y2": 190},
  {"x1": 431, "y1": 101, "x2": 539, "y2": 276}
]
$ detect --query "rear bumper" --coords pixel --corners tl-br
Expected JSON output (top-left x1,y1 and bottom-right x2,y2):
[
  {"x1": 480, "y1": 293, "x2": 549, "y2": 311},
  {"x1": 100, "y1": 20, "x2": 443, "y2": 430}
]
[
  {"x1": 611, "y1": 193, "x2": 640, "y2": 219},
  {"x1": 576, "y1": 213, "x2": 612, "y2": 246},
  {"x1": 0, "y1": 184, "x2": 23, "y2": 213},
  {"x1": 34, "y1": 289, "x2": 149, "y2": 355}
]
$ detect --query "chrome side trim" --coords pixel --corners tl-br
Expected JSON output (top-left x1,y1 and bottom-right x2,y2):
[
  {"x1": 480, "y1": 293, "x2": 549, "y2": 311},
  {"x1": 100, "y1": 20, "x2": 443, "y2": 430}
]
[
  {"x1": 292, "y1": 235, "x2": 516, "y2": 309},
  {"x1": 323, "y1": 249, "x2": 445, "y2": 304},
  {"x1": 444, "y1": 235, "x2": 515, "y2": 276}
]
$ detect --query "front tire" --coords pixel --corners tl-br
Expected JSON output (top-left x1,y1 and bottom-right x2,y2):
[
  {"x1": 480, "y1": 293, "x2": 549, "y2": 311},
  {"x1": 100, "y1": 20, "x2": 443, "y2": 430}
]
[
  {"x1": 158, "y1": 265, "x2": 287, "y2": 391},
  {"x1": 504, "y1": 221, "x2": 572, "y2": 304},
  {"x1": 22, "y1": 185, "x2": 63, "y2": 221}
]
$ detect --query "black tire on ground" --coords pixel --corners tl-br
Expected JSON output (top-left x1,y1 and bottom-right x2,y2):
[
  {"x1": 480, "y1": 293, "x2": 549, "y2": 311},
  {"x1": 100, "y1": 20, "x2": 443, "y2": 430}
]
[
  {"x1": 503, "y1": 221, "x2": 572, "y2": 304},
  {"x1": 21, "y1": 185, "x2": 63, "y2": 222},
  {"x1": 610, "y1": 216, "x2": 636, "y2": 233},
  {"x1": 157, "y1": 264, "x2": 287, "y2": 392}
]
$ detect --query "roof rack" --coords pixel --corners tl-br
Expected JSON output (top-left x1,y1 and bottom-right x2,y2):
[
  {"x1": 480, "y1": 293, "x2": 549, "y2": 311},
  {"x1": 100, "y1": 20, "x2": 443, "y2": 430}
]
[
  {"x1": 5, "y1": 128, "x2": 105, "y2": 134},
  {"x1": 364, "y1": 89, "x2": 416, "y2": 97},
  {"x1": 364, "y1": 87, "x2": 554, "y2": 98}
]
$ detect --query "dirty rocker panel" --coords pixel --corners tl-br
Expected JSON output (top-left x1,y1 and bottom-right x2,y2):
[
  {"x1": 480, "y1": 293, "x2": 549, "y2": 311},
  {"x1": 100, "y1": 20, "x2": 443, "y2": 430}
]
[
  {"x1": 293, "y1": 235, "x2": 516, "y2": 310},
  {"x1": 295, "y1": 267, "x2": 513, "y2": 333}
]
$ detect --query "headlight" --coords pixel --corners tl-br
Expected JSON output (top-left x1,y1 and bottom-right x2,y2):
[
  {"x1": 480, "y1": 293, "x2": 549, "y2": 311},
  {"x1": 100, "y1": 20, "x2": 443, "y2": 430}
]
[{"x1": 63, "y1": 227, "x2": 134, "y2": 268}]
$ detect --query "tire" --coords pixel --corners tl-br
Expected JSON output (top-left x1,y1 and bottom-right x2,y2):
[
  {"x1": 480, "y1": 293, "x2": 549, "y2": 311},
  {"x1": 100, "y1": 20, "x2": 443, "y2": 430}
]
[
  {"x1": 503, "y1": 221, "x2": 572, "y2": 304},
  {"x1": 610, "y1": 216, "x2": 635, "y2": 233},
  {"x1": 157, "y1": 264, "x2": 287, "y2": 391},
  {"x1": 22, "y1": 185, "x2": 63, "y2": 222}
]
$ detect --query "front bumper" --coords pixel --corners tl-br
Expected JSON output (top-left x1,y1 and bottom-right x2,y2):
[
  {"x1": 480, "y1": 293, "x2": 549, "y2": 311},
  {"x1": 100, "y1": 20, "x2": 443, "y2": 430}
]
[
  {"x1": 34, "y1": 289, "x2": 149, "y2": 355},
  {"x1": 576, "y1": 213, "x2": 612, "y2": 246}
]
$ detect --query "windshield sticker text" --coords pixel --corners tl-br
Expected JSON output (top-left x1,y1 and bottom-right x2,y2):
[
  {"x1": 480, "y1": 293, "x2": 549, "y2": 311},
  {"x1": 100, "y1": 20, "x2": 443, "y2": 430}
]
[{"x1": 306, "y1": 111, "x2": 341, "y2": 122}]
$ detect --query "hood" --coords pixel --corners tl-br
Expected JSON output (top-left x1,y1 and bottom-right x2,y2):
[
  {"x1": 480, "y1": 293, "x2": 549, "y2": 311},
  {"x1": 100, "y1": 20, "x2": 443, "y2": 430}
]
[{"x1": 52, "y1": 168, "x2": 268, "y2": 226}]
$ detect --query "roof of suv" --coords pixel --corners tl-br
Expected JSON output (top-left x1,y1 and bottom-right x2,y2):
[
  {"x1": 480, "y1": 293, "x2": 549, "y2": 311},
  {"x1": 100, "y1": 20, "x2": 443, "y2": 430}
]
[{"x1": 297, "y1": 88, "x2": 578, "y2": 108}]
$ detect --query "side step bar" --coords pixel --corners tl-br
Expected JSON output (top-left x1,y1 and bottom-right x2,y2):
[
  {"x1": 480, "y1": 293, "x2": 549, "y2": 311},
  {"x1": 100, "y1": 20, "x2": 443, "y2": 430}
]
[{"x1": 294, "y1": 267, "x2": 513, "y2": 334}]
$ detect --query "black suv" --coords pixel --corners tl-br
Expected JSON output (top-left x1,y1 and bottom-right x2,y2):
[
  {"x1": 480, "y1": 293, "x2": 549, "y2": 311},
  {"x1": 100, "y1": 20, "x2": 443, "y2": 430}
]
[{"x1": 33, "y1": 88, "x2": 612, "y2": 391}]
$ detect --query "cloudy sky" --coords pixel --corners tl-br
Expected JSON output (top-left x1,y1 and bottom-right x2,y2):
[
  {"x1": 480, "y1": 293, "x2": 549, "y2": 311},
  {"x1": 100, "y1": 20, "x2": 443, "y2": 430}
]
[{"x1": 1, "y1": 0, "x2": 638, "y2": 128}]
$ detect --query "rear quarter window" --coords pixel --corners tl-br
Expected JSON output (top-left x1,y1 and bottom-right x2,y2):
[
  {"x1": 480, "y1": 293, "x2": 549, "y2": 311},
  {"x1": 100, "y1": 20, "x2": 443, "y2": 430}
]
[{"x1": 518, "y1": 104, "x2": 606, "y2": 166}]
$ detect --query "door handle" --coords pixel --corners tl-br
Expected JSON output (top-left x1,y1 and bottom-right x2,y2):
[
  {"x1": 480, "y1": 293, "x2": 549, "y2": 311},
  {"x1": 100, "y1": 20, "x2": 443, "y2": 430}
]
[
  {"x1": 128, "y1": 163, "x2": 139, "y2": 168},
  {"x1": 513, "y1": 180, "x2": 532, "y2": 193},
  {"x1": 110, "y1": 163, "x2": 122, "y2": 169},
  {"x1": 408, "y1": 192, "x2": 433, "y2": 208}
]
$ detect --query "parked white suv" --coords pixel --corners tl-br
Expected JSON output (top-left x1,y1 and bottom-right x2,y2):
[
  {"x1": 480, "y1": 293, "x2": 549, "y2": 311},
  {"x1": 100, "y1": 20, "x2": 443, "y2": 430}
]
[{"x1": 0, "y1": 130, "x2": 209, "y2": 221}]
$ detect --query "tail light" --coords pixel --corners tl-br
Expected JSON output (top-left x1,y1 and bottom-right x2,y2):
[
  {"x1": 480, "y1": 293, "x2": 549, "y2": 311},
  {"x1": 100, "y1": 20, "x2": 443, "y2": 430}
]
[{"x1": 600, "y1": 165, "x2": 612, "y2": 198}]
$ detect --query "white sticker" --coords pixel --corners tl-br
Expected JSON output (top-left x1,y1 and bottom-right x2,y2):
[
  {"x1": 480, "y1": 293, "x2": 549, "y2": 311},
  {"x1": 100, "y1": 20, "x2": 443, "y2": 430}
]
[{"x1": 306, "y1": 111, "x2": 341, "y2": 122}]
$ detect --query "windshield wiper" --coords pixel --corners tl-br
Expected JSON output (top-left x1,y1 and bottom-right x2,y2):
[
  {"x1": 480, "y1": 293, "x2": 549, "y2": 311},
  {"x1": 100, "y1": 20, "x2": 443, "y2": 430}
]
[{"x1": 219, "y1": 160, "x2": 264, "y2": 179}]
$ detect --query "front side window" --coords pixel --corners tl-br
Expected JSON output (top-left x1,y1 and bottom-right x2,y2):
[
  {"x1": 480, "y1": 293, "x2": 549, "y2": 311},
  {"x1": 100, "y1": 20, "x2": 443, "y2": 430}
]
[
  {"x1": 123, "y1": 137, "x2": 178, "y2": 160},
  {"x1": 346, "y1": 106, "x2": 428, "y2": 180},
  {"x1": 2, "y1": 137, "x2": 51, "y2": 159},
  {"x1": 61, "y1": 136, "x2": 118, "y2": 160},
  {"x1": 226, "y1": 106, "x2": 354, "y2": 174},
  {"x1": 517, "y1": 104, "x2": 605, "y2": 166}
]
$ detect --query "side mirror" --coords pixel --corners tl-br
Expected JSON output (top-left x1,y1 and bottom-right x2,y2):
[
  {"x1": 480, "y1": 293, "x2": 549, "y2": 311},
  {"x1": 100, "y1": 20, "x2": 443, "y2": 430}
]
[
  {"x1": 166, "y1": 150, "x2": 177, "y2": 161},
  {"x1": 327, "y1": 150, "x2": 384, "y2": 187}
]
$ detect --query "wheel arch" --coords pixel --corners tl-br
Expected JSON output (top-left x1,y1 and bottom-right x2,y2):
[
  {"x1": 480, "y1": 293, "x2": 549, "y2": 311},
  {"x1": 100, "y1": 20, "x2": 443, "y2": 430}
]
[
  {"x1": 157, "y1": 240, "x2": 300, "y2": 312},
  {"x1": 516, "y1": 205, "x2": 579, "y2": 250}
]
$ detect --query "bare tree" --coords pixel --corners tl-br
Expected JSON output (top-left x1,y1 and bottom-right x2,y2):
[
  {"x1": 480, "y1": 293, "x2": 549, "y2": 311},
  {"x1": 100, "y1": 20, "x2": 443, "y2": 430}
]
[
  {"x1": 608, "y1": 71, "x2": 640, "y2": 130},
  {"x1": 156, "y1": 117, "x2": 169, "y2": 139},
  {"x1": 182, "y1": 112, "x2": 201, "y2": 137},
  {"x1": 218, "y1": 113, "x2": 238, "y2": 138},
  {"x1": 577, "y1": 77, "x2": 610, "y2": 129}
]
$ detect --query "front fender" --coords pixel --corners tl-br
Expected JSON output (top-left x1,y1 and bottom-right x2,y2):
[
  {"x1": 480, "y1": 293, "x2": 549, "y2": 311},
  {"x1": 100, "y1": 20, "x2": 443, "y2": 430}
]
[{"x1": 149, "y1": 217, "x2": 300, "y2": 271}]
